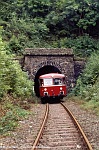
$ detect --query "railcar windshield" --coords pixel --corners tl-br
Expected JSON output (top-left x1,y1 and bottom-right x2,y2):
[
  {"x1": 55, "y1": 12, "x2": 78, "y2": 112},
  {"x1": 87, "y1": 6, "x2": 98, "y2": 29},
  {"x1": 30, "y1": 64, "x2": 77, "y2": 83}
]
[
  {"x1": 43, "y1": 78, "x2": 53, "y2": 86},
  {"x1": 53, "y1": 78, "x2": 63, "y2": 85}
]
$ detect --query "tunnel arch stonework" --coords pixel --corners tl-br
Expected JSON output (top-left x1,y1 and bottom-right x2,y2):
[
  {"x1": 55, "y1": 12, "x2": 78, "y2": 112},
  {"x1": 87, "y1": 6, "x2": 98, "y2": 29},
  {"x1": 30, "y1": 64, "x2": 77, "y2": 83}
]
[
  {"x1": 34, "y1": 61, "x2": 62, "y2": 75},
  {"x1": 23, "y1": 48, "x2": 76, "y2": 92}
]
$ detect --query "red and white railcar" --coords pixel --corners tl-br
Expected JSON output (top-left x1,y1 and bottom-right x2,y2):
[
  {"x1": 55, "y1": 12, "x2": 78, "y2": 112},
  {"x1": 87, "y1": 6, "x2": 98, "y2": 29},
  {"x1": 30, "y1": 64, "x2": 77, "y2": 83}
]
[{"x1": 39, "y1": 73, "x2": 67, "y2": 101}]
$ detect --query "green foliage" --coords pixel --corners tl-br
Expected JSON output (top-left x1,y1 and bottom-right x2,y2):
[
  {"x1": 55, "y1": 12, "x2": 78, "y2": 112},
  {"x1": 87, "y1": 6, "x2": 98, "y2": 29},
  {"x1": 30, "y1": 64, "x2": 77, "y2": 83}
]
[
  {"x1": 0, "y1": 30, "x2": 33, "y2": 99},
  {"x1": 58, "y1": 35, "x2": 99, "y2": 57},
  {"x1": 73, "y1": 52, "x2": 99, "y2": 102},
  {"x1": 72, "y1": 35, "x2": 99, "y2": 57},
  {"x1": 0, "y1": 33, "x2": 10, "y2": 97},
  {"x1": 8, "y1": 61, "x2": 33, "y2": 98},
  {"x1": 80, "y1": 53, "x2": 99, "y2": 85},
  {"x1": 8, "y1": 35, "x2": 23, "y2": 54},
  {"x1": 71, "y1": 52, "x2": 99, "y2": 113},
  {"x1": 0, "y1": 102, "x2": 30, "y2": 134},
  {"x1": 0, "y1": 0, "x2": 99, "y2": 55},
  {"x1": 83, "y1": 99, "x2": 99, "y2": 115}
]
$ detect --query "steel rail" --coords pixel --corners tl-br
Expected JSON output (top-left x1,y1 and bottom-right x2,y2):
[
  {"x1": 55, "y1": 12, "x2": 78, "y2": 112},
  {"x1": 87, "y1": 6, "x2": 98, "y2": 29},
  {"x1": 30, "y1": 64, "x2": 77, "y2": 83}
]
[
  {"x1": 31, "y1": 103, "x2": 49, "y2": 150},
  {"x1": 61, "y1": 102, "x2": 93, "y2": 150}
]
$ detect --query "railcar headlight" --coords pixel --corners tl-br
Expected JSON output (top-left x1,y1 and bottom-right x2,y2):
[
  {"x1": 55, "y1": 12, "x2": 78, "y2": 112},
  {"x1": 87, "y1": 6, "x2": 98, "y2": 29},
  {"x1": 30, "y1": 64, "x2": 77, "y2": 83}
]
[
  {"x1": 44, "y1": 88, "x2": 47, "y2": 91},
  {"x1": 60, "y1": 87, "x2": 63, "y2": 90}
]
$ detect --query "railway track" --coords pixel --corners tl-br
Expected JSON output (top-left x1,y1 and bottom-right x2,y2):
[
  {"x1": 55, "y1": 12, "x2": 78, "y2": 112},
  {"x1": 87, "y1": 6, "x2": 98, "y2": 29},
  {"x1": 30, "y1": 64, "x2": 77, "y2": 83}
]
[{"x1": 31, "y1": 103, "x2": 93, "y2": 150}]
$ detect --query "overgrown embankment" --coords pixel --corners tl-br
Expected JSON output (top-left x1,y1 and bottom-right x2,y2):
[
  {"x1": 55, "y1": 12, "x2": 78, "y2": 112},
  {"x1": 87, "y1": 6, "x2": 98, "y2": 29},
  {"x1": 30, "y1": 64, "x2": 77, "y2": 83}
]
[
  {"x1": 0, "y1": 31, "x2": 34, "y2": 135},
  {"x1": 70, "y1": 52, "x2": 99, "y2": 115}
]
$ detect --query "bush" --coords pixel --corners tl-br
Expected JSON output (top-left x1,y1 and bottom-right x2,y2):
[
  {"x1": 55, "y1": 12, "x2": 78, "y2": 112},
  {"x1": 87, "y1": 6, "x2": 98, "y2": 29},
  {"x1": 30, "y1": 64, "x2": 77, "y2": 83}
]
[
  {"x1": 12, "y1": 63, "x2": 33, "y2": 98},
  {"x1": 73, "y1": 35, "x2": 98, "y2": 57},
  {"x1": 73, "y1": 52, "x2": 99, "y2": 102},
  {"x1": 0, "y1": 29, "x2": 33, "y2": 99},
  {"x1": 8, "y1": 35, "x2": 23, "y2": 54},
  {"x1": 59, "y1": 35, "x2": 99, "y2": 57},
  {"x1": 0, "y1": 102, "x2": 30, "y2": 134}
]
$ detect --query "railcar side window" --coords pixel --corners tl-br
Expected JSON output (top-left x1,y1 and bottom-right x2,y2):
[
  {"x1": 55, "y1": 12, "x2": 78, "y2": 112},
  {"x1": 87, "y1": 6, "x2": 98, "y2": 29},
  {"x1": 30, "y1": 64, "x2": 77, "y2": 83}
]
[
  {"x1": 40, "y1": 79, "x2": 43, "y2": 86},
  {"x1": 54, "y1": 78, "x2": 62, "y2": 85},
  {"x1": 43, "y1": 78, "x2": 53, "y2": 86}
]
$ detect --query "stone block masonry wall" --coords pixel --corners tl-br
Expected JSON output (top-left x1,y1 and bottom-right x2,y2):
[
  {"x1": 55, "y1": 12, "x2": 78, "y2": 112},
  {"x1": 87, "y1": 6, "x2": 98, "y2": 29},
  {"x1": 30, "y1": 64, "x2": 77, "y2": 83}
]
[
  {"x1": 24, "y1": 55, "x2": 74, "y2": 90},
  {"x1": 74, "y1": 60, "x2": 86, "y2": 80},
  {"x1": 23, "y1": 48, "x2": 85, "y2": 92}
]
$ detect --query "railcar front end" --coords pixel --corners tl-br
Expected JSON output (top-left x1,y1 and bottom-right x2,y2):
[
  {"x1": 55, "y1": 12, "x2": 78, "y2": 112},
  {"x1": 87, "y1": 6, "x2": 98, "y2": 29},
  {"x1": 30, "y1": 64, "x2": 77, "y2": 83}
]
[{"x1": 39, "y1": 73, "x2": 67, "y2": 102}]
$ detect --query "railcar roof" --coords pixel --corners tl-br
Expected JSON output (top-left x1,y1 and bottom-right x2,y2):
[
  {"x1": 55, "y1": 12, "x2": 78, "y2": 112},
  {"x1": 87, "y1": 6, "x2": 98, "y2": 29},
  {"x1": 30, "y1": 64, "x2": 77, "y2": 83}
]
[{"x1": 39, "y1": 73, "x2": 65, "y2": 79}]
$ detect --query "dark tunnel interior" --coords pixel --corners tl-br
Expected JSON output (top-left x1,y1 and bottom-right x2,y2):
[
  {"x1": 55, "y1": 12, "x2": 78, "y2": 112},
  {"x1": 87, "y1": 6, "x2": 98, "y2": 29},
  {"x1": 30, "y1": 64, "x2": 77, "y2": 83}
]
[{"x1": 34, "y1": 65, "x2": 61, "y2": 97}]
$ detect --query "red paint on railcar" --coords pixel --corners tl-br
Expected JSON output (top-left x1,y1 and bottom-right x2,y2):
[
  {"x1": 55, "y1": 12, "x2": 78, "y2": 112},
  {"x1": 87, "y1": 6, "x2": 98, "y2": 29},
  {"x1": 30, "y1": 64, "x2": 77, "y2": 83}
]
[
  {"x1": 39, "y1": 73, "x2": 67, "y2": 99},
  {"x1": 40, "y1": 85, "x2": 66, "y2": 97}
]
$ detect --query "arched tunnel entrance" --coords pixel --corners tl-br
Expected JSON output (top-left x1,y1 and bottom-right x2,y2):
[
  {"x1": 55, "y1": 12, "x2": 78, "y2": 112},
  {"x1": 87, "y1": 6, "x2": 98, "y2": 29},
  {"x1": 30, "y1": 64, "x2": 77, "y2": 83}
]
[{"x1": 34, "y1": 65, "x2": 61, "y2": 97}]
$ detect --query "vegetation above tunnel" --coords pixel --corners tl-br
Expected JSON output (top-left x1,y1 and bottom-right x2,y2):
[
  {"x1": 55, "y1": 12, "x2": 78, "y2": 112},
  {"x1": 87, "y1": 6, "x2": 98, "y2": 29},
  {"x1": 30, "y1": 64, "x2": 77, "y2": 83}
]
[{"x1": 0, "y1": 0, "x2": 99, "y2": 57}]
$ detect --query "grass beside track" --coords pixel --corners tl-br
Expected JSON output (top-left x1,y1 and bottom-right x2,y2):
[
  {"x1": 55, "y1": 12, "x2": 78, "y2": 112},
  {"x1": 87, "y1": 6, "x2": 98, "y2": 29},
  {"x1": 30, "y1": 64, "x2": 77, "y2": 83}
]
[
  {"x1": 0, "y1": 95, "x2": 36, "y2": 136},
  {"x1": 64, "y1": 96, "x2": 99, "y2": 116}
]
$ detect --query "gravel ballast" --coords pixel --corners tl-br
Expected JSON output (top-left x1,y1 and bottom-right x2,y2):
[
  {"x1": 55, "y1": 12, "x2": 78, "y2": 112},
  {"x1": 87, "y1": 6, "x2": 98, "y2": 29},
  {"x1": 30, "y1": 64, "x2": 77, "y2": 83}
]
[
  {"x1": 0, "y1": 100, "x2": 99, "y2": 150},
  {"x1": 0, "y1": 104, "x2": 46, "y2": 150},
  {"x1": 64, "y1": 100, "x2": 99, "y2": 150}
]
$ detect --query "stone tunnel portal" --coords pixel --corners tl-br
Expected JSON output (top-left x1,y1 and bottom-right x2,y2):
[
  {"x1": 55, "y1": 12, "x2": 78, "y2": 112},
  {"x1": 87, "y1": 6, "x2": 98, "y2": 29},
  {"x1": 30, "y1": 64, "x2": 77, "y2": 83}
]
[{"x1": 34, "y1": 65, "x2": 61, "y2": 97}]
